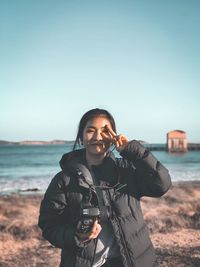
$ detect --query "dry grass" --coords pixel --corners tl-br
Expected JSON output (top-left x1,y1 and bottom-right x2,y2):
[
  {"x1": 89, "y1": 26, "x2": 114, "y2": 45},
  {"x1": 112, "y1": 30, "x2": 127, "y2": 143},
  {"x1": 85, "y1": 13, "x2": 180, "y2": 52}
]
[
  {"x1": 0, "y1": 195, "x2": 60, "y2": 267},
  {"x1": 141, "y1": 181, "x2": 200, "y2": 267},
  {"x1": 0, "y1": 181, "x2": 200, "y2": 267}
]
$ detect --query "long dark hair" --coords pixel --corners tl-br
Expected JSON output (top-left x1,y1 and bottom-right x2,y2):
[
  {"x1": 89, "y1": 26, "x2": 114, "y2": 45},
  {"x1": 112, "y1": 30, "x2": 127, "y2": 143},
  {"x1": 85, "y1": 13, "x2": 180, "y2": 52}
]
[{"x1": 73, "y1": 108, "x2": 116, "y2": 150}]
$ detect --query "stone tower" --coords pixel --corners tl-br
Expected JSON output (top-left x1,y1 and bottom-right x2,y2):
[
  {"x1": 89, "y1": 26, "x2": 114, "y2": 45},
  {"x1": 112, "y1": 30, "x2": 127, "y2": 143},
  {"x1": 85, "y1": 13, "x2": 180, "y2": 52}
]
[{"x1": 167, "y1": 130, "x2": 187, "y2": 152}]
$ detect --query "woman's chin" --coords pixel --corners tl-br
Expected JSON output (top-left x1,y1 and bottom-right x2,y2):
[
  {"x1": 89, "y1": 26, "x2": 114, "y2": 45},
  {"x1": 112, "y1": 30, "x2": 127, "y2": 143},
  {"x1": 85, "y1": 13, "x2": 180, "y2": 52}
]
[{"x1": 89, "y1": 146, "x2": 107, "y2": 155}]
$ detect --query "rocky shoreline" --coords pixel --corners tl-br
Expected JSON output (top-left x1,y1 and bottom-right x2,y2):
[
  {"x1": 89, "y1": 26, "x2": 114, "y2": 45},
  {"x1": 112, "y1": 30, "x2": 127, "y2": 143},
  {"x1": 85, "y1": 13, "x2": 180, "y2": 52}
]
[
  {"x1": 0, "y1": 181, "x2": 200, "y2": 267},
  {"x1": 0, "y1": 140, "x2": 74, "y2": 145}
]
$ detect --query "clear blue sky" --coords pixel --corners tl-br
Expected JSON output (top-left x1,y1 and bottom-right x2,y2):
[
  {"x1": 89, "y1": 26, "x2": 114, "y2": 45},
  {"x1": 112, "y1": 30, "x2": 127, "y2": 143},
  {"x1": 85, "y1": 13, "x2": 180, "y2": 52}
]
[{"x1": 1, "y1": 0, "x2": 199, "y2": 143}]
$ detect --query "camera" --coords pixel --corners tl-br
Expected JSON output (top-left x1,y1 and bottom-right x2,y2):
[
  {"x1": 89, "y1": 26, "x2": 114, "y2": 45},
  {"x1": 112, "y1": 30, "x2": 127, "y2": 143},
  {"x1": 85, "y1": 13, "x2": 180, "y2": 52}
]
[{"x1": 77, "y1": 204, "x2": 101, "y2": 233}]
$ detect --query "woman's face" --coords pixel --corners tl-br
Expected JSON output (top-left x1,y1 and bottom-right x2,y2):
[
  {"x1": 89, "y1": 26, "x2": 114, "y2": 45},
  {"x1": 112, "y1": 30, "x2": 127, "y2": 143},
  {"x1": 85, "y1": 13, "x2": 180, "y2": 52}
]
[{"x1": 82, "y1": 116, "x2": 112, "y2": 156}]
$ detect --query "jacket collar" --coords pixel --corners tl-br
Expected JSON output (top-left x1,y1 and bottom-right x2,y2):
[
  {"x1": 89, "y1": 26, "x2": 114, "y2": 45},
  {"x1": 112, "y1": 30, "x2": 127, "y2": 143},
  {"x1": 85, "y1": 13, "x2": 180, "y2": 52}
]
[{"x1": 59, "y1": 149, "x2": 118, "y2": 188}]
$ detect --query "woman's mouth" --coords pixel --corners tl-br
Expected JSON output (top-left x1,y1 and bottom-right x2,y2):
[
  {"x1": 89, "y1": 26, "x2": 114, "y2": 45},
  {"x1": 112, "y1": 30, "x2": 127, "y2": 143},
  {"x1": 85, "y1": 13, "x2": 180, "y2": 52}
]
[{"x1": 91, "y1": 142, "x2": 104, "y2": 146}]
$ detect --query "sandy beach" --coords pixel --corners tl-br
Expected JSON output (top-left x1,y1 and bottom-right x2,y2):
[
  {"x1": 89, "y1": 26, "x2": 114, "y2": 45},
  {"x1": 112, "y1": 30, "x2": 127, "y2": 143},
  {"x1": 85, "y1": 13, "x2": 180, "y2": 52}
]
[{"x1": 0, "y1": 181, "x2": 200, "y2": 267}]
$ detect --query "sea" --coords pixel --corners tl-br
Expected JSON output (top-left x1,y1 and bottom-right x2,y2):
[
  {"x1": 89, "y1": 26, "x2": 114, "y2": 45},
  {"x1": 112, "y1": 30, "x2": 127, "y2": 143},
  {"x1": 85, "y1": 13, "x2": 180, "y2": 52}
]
[{"x1": 0, "y1": 144, "x2": 200, "y2": 195}]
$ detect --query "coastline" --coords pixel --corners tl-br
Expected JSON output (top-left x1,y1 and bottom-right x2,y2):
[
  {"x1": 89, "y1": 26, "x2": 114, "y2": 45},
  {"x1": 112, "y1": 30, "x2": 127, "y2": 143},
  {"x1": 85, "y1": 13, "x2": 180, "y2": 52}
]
[
  {"x1": 0, "y1": 180, "x2": 200, "y2": 266},
  {"x1": 1, "y1": 141, "x2": 200, "y2": 151}
]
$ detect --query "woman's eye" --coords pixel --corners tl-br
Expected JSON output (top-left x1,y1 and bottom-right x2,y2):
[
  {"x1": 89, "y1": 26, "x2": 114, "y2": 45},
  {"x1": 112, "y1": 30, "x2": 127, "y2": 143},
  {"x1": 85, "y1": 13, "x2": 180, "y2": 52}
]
[{"x1": 87, "y1": 129, "x2": 94, "y2": 133}]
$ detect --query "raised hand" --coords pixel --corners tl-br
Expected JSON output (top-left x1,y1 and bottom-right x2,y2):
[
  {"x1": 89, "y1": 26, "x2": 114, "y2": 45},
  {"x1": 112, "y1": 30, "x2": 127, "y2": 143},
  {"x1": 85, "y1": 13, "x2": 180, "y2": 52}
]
[{"x1": 101, "y1": 125, "x2": 129, "y2": 152}]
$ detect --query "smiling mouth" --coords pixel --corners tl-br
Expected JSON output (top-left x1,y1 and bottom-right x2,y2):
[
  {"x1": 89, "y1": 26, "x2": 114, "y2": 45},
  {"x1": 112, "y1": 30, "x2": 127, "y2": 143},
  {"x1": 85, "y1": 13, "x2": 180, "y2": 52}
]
[{"x1": 91, "y1": 142, "x2": 104, "y2": 146}]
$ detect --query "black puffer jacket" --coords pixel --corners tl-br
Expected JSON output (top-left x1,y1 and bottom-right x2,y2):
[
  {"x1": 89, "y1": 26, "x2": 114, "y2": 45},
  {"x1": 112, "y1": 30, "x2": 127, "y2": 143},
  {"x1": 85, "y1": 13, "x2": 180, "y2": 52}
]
[{"x1": 38, "y1": 140, "x2": 171, "y2": 267}]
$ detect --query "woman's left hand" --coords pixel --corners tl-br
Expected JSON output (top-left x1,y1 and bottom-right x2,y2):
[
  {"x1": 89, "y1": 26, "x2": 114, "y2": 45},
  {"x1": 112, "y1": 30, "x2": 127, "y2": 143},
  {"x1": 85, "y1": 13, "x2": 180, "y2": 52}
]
[{"x1": 101, "y1": 125, "x2": 129, "y2": 152}]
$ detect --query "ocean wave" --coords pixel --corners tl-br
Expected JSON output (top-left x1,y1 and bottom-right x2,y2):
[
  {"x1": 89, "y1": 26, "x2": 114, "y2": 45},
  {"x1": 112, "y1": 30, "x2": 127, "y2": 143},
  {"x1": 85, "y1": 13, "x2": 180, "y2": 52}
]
[
  {"x1": 0, "y1": 175, "x2": 54, "y2": 194},
  {"x1": 1, "y1": 169, "x2": 200, "y2": 195},
  {"x1": 0, "y1": 148, "x2": 200, "y2": 194},
  {"x1": 170, "y1": 170, "x2": 200, "y2": 182}
]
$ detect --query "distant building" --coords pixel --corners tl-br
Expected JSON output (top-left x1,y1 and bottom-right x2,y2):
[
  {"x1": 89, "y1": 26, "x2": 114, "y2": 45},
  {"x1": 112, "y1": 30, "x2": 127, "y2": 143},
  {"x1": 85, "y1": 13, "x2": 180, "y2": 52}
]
[{"x1": 167, "y1": 130, "x2": 187, "y2": 152}]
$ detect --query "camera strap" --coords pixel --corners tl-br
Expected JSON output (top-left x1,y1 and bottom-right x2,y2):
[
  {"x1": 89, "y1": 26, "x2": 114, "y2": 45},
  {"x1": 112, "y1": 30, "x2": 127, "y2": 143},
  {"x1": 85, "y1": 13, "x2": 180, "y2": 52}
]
[
  {"x1": 89, "y1": 169, "x2": 113, "y2": 223},
  {"x1": 76, "y1": 166, "x2": 127, "y2": 222}
]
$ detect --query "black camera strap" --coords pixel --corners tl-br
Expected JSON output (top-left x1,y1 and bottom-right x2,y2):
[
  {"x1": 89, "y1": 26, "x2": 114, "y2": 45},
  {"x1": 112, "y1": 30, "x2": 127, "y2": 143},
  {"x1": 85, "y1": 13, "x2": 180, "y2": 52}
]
[
  {"x1": 76, "y1": 167, "x2": 127, "y2": 222},
  {"x1": 90, "y1": 171, "x2": 127, "y2": 222},
  {"x1": 90, "y1": 169, "x2": 106, "y2": 217},
  {"x1": 90, "y1": 169, "x2": 116, "y2": 223}
]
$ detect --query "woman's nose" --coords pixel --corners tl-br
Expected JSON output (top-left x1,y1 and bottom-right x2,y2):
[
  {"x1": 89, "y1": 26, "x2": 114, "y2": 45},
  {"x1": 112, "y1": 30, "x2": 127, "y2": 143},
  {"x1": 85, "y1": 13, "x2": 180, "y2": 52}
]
[{"x1": 93, "y1": 130, "x2": 103, "y2": 141}]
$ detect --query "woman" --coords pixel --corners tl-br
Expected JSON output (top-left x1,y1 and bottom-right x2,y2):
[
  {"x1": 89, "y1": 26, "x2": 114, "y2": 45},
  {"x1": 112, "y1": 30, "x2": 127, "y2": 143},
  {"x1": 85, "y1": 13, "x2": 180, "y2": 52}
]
[{"x1": 38, "y1": 108, "x2": 171, "y2": 267}]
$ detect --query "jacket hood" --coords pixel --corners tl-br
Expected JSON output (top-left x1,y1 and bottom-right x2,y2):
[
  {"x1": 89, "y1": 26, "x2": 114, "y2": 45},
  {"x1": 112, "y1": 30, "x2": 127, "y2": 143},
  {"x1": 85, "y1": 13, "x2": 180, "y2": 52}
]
[
  {"x1": 59, "y1": 149, "x2": 119, "y2": 186},
  {"x1": 59, "y1": 148, "x2": 86, "y2": 171}
]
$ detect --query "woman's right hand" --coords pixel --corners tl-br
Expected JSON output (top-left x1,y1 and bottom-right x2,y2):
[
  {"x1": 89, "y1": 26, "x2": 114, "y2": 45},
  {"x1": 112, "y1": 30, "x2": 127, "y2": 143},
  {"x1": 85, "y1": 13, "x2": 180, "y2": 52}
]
[
  {"x1": 75, "y1": 220, "x2": 102, "y2": 243},
  {"x1": 101, "y1": 124, "x2": 129, "y2": 152}
]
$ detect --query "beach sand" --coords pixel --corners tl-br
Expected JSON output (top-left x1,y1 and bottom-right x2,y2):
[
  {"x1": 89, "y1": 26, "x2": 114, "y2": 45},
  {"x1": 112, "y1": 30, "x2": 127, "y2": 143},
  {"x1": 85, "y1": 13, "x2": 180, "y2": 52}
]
[{"x1": 0, "y1": 181, "x2": 200, "y2": 267}]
